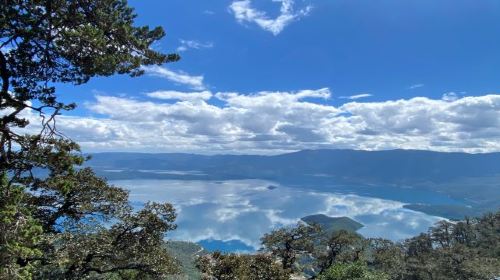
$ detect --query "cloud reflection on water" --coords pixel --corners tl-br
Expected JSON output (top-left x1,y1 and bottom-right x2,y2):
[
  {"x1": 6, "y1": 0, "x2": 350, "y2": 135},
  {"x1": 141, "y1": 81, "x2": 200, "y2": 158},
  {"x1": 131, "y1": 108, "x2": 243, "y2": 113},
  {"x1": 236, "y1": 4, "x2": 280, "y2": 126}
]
[{"x1": 113, "y1": 179, "x2": 444, "y2": 250}]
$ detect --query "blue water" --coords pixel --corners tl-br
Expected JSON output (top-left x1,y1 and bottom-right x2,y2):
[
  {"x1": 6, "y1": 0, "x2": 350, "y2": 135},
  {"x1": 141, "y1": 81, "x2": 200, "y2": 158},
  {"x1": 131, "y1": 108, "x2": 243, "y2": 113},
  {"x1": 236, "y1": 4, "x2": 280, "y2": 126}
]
[
  {"x1": 198, "y1": 239, "x2": 254, "y2": 253},
  {"x1": 113, "y1": 179, "x2": 453, "y2": 251},
  {"x1": 302, "y1": 184, "x2": 463, "y2": 205}
]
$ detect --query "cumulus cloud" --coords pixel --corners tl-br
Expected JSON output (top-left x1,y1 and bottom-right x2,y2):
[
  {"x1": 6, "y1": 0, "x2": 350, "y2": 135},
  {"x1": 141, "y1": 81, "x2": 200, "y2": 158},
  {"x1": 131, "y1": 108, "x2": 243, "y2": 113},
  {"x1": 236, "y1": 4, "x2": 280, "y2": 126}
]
[
  {"x1": 17, "y1": 89, "x2": 500, "y2": 154},
  {"x1": 340, "y1": 93, "x2": 372, "y2": 100},
  {"x1": 176, "y1": 39, "x2": 214, "y2": 52},
  {"x1": 141, "y1": 65, "x2": 206, "y2": 90},
  {"x1": 147, "y1": 90, "x2": 213, "y2": 102},
  {"x1": 229, "y1": 0, "x2": 312, "y2": 35}
]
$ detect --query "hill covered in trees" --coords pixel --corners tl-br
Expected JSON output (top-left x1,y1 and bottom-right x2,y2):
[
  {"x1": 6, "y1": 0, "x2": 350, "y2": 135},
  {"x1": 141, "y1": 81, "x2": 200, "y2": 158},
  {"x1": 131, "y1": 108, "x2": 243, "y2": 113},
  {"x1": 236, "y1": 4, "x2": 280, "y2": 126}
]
[{"x1": 301, "y1": 214, "x2": 364, "y2": 233}]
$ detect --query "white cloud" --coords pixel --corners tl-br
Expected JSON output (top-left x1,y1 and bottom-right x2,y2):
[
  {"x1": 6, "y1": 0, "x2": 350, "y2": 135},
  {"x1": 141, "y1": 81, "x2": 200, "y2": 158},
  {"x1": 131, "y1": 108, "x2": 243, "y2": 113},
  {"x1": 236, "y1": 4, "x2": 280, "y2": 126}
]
[
  {"x1": 141, "y1": 65, "x2": 206, "y2": 90},
  {"x1": 408, "y1": 84, "x2": 424, "y2": 89},
  {"x1": 229, "y1": 0, "x2": 312, "y2": 35},
  {"x1": 340, "y1": 93, "x2": 372, "y2": 100},
  {"x1": 442, "y1": 91, "x2": 458, "y2": 102},
  {"x1": 17, "y1": 90, "x2": 500, "y2": 154},
  {"x1": 176, "y1": 39, "x2": 214, "y2": 52},
  {"x1": 147, "y1": 90, "x2": 213, "y2": 102}
]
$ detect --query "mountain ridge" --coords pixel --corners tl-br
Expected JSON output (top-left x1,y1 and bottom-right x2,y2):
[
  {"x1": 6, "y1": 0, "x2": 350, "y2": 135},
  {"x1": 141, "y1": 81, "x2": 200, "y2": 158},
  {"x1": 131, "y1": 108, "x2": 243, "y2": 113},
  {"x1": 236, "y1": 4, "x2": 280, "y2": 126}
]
[
  {"x1": 87, "y1": 148, "x2": 500, "y2": 183},
  {"x1": 86, "y1": 149, "x2": 500, "y2": 219}
]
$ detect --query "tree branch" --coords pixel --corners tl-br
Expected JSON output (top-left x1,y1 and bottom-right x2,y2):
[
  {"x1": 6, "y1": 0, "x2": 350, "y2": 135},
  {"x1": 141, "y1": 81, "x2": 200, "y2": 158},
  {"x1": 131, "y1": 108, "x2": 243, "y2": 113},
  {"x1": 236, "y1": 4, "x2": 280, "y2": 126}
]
[{"x1": 0, "y1": 51, "x2": 9, "y2": 106}]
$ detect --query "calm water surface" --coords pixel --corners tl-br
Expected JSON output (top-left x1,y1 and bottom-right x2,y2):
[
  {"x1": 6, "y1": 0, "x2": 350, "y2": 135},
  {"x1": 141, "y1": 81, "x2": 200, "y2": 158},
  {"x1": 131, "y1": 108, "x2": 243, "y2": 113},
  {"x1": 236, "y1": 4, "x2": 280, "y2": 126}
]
[{"x1": 112, "y1": 179, "x2": 447, "y2": 251}]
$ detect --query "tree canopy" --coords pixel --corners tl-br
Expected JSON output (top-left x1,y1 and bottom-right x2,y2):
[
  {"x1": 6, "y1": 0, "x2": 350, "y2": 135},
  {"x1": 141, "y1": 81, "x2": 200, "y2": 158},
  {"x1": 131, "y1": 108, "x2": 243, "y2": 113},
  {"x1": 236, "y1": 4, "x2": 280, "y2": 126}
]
[
  {"x1": 0, "y1": 0, "x2": 180, "y2": 278},
  {"x1": 200, "y1": 210, "x2": 500, "y2": 280}
]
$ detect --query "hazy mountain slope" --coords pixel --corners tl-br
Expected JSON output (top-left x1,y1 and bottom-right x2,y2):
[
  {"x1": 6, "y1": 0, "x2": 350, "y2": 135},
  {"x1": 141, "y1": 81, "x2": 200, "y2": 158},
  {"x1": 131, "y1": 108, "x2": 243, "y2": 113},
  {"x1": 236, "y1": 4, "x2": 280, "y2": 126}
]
[
  {"x1": 88, "y1": 149, "x2": 500, "y2": 183},
  {"x1": 86, "y1": 149, "x2": 500, "y2": 218}
]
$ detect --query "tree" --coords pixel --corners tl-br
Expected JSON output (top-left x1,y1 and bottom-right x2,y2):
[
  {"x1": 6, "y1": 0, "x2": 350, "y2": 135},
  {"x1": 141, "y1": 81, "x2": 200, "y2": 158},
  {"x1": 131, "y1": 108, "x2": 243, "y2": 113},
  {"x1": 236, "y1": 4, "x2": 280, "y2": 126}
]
[
  {"x1": 395, "y1": 211, "x2": 500, "y2": 280},
  {"x1": 36, "y1": 202, "x2": 180, "y2": 279},
  {"x1": 196, "y1": 252, "x2": 289, "y2": 280},
  {"x1": 316, "y1": 261, "x2": 388, "y2": 280},
  {"x1": 0, "y1": 0, "x2": 180, "y2": 278},
  {"x1": 368, "y1": 238, "x2": 405, "y2": 280},
  {"x1": 0, "y1": 173, "x2": 43, "y2": 279},
  {"x1": 314, "y1": 230, "x2": 363, "y2": 275},
  {"x1": 260, "y1": 222, "x2": 320, "y2": 272},
  {"x1": 1, "y1": 0, "x2": 179, "y2": 168},
  {"x1": 430, "y1": 220, "x2": 454, "y2": 248}
]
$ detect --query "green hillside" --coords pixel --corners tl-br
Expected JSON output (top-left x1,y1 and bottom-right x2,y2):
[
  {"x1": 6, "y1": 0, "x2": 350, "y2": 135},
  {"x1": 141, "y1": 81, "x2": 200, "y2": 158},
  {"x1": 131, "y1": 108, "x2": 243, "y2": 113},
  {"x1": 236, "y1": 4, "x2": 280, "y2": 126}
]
[
  {"x1": 301, "y1": 214, "x2": 363, "y2": 233},
  {"x1": 165, "y1": 241, "x2": 206, "y2": 279}
]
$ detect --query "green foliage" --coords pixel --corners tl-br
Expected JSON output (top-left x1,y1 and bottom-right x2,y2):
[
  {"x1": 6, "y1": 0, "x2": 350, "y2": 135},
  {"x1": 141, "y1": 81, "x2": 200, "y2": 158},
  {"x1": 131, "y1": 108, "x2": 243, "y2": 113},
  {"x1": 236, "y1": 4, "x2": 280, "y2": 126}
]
[
  {"x1": 314, "y1": 230, "x2": 365, "y2": 275},
  {"x1": 2, "y1": 142, "x2": 182, "y2": 279},
  {"x1": 35, "y1": 202, "x2": 180, "y2": 279},
  {"x1": 196, "y1": 252, "x2": 289, "y2": 280},
  {"x1": 259, "y1": 211, "x2": 500, "y2": 280},
  {"x1": 371, "y1": 212, "x2": 500, "y2": 280},
  {"x1": 0, "y1": 0, "x2": 181, "y2": 279},
  {"x1": 0, "y1": 0, "x2": 179, "y2": 176},
  {"x1": 301, "y1": 214, "x2": 364, "y2": 233},
  {"x1": 165, "y1": 241, "x2": 206, "y2": 279},
  {"x1": 0, "y1": 173, "x2": 43, "y2": 279},
  {"x1": 0, "y1": 0, "x2": 178, "y2": 108},
  {"x1": 317, "y1": 261, "x2": 388, "y2": 280},
  {"x1": 260, "y1": 222, "x2": 321, "y2": 271},
  {"x1": 368, "y1": 238, "x2": 404, "y2": 278},
  {"x1": 297, "y1": 211, "x2": 499, "y2": 280}
]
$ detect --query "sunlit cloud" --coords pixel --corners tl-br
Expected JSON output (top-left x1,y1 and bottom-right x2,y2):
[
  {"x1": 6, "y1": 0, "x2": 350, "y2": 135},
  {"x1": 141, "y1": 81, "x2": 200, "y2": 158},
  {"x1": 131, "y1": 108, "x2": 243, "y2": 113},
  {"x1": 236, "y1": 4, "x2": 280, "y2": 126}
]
[
  {"x1": 17, "y1": 89, "x2": 500, "y2": 154},
  {"x1": 339, "y1": 93, "x2": 372, "y2": 100},
  {"x1": 147, "y1": 90, "x2": 213, "y2": 102},
  {"x1": 141, "y1": 65, "x2": 206, "y2": 90},
  {"x1": 229, "y1": 0, "x2": 312, "y2": 35}
]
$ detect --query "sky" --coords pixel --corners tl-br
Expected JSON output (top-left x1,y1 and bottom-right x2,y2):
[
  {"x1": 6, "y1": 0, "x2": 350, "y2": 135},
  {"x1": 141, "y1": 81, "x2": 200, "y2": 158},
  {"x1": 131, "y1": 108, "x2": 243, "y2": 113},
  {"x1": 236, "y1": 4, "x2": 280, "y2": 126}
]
[{"x1": 32, "y1": 0, "x2": 500, "y2": 154}]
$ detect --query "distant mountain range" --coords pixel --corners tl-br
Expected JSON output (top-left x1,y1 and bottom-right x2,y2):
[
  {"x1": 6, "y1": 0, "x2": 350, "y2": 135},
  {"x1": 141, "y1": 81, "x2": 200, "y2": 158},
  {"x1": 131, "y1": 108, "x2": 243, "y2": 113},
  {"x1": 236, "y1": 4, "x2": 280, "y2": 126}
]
[{"x1": 86, "y1": 149, "x2": 500, "y2": 219}]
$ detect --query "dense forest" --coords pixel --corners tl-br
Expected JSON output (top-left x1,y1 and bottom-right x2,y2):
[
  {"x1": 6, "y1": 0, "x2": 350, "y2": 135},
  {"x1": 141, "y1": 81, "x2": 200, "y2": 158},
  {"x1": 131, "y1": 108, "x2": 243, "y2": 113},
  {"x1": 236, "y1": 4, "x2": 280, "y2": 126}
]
[
  {"x1": 0, "y1": 1, "x2": 499, "y2": 279},
  {"x1": 197, "y1": 210, "x2": 500, "y2": 279}
]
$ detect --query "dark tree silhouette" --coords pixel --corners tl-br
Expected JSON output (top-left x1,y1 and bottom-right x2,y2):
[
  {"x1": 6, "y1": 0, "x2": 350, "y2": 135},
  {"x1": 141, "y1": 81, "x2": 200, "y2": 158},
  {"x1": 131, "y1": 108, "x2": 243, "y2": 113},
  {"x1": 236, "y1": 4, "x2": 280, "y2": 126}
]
[{"x1": 0, "y1": 1, "x2": 180, "y2": 278}]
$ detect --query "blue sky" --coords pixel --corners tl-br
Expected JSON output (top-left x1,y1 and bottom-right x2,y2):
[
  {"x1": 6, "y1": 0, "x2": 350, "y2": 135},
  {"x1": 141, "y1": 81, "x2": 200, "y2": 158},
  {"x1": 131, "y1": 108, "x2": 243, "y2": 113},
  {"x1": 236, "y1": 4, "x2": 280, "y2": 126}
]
[
  {"x1": 63, "y1": 0, "x2": 500, "y2": 102},
  {"x1": 41, "y1": 0, "x2": 500, "y2": 154}
]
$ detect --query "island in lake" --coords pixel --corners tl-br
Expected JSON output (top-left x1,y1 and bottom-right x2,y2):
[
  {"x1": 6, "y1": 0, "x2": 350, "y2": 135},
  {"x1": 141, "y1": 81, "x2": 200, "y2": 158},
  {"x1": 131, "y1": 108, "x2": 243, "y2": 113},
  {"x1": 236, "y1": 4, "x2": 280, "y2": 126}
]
[{"x1": 301, "y1": 214, "x2": 364, "y2": 233}]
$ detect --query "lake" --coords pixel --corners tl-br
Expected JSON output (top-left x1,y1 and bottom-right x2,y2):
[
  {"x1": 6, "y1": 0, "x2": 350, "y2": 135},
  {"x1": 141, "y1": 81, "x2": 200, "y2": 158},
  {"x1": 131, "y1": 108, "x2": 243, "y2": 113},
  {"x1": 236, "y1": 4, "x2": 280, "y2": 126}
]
[{"x1": 111, "y1": 179, "x2": 452, "y2": 252}]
